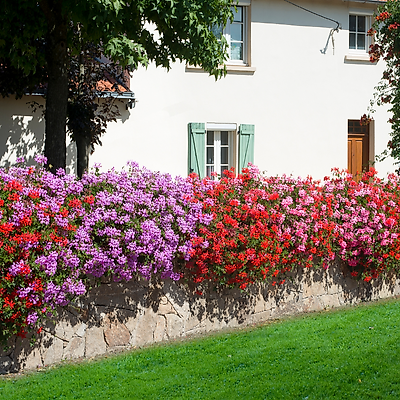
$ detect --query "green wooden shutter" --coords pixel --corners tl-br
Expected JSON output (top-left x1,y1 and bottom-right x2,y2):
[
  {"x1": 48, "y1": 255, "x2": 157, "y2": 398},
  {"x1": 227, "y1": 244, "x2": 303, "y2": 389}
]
[
  {"x1": 188, "y1": 123, "x2": 206, "y2": 177},
  {"x1": 238, "y1": 124, "x2": 255, "y2": 172}
]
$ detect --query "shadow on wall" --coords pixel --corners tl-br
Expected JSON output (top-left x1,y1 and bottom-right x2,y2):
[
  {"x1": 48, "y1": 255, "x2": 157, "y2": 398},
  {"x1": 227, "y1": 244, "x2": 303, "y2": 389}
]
[{"x1": 0, "y1": 96, "x2": 76, "y2": 174}]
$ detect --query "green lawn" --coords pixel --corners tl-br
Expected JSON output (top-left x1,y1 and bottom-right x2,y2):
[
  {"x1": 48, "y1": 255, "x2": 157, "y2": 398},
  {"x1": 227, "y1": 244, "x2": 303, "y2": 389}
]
[{"x1": 1, "y1": 298, "x2": 400, "y2": 399}]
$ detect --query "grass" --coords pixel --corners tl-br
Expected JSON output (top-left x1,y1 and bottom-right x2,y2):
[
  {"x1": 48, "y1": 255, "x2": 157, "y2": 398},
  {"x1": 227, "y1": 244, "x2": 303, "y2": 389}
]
[{"x1": 1, "y1": 298, "x2": 400, "y2": 399}]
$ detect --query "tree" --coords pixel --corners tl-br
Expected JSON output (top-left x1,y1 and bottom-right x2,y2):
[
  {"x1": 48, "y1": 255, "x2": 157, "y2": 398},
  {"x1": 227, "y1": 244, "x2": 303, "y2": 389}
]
[
  {"x1": 367, "y1": 0, "x2": 400, "y2": 169},
  {"x1": 0, "y1": 0, "x2": 233, "y2": 171},
  {"x1": 67, "y1": 38, "x2": 125, "y2": 178}
]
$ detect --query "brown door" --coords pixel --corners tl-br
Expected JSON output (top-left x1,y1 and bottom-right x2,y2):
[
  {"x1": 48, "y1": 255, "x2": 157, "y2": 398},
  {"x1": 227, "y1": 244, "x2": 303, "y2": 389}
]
[{"x1": 348, "y1": 120, "x2": 369, "y2": 178}]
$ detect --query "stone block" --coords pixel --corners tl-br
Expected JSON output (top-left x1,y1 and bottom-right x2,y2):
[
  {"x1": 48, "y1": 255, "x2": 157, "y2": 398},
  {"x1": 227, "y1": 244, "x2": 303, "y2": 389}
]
[
  {"x1": 302, "y1": 296, "x2": 325, "y2": 313},
  {"x1": 63, "y1": 337, "x2": 85, "y2": 360},
  {"x1": 40, "y1": 331, "x2": 64, "y2": 366},
  {"x1": 271, "y1": 299, "x2": 303, "y2": 319},
  {"x1": 158, "y1": 296, "x2": 178, "y2": 315},
  {"x1": 14, "y1": 335, "x2": 43, "y2": 370},
  {"x1": 253, "y1": 296, "x2": 266, "y2": 314},
  {"x1": 58, "y1": 313, "x2": 81, "y2": 342},
  {"x1": 17, "y1": 348, "x2": 42, "y2": 370},
  {"x1": 104, "y1": 321, "x2": 130, "y2": 348},
  {"x1": 319, "y1": 294, "x2": 341, "y2": 309},
  {"x1": 75, "y1": 323, "x2": 87, "y2": 338},
  {"x1": 204, "y1": 315, "x2": 229, "y2": 333},
  {"x1": 163, "y1": 283, "x2": 191, "y2": 316},
  {"x1": 153, "y1": 315, "x2": 167, "y2": 342},
  {"x1": 166, "y1": 314, "x2": 183, "y2": 339},
  {"x1": 134, "y1": 310, "x2": 158, "y2": 346},
  {"x1": 123, "y1": 311, "x2": 141, "y2": 334},
  {"x1": 85, "y1": 325, "x2": 107, "y2": 358},
  {"x1": 183, "y1": 317, "x2": 205, "y2": 335},
  {"x1": 303, "y1": 280, "x2": 325, "y2": 298},
  {"x1": 249, "y1": 310, "x2": 273, "y2": 325}
]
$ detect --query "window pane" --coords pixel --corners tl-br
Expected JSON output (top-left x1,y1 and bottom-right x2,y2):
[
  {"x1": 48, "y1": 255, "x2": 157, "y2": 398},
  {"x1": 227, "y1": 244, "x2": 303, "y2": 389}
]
[
  {"x1": 230, "y1": 24, "x2": 243, "y2": 42},
  {"x1": 207, "y1": 131, "x2": 214, "y2": 145},
  {"x1": 358, "y1": 16, "x2": 366, "y2": 33},
  {"x1": 348, "y1": 121, "x2": 353, "y2": 133},
  {"x1": 211, "y1": 24, "x2": 223, "y2": 39},
  {"x1": 221, "y1": 166, "x2": 229, "y2": 176},
  {"x1": 349, "y1": 15, "x2": 356, "y2": 32},
  {"x1": 207, "y1": 147, "x2": 214, "y2": 164},
  {"x1": 231, "y1": 43, "x2": 243, "y2": 60},
  {"x1": 232, "y1": 6, "x2": 243, "y2": 23},
  {"x1": 221, "y1": 131, "x2": 229, "y2": 145},
  {"x1": 357, "y1": 34, "x2": 365, "y2": 50},
  {"x1": 349, "y1": 33, "x2": 356, "y2": 49},
  {"x1": 221, "y1": 147, "x2": 228, "y2": 164},
  {"x1": 206, "y1": 166, "x2": 214, "y2": 178}
]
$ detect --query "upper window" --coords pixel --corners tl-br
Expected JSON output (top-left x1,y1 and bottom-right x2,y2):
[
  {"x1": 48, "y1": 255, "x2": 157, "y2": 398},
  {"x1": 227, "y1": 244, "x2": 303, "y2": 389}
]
[
  {"x1": 213, "y1": 6, "x2": 248, "y2": 65},
  {"x1": 349, "y1": 14, "x2": 371, "y2": 52}
]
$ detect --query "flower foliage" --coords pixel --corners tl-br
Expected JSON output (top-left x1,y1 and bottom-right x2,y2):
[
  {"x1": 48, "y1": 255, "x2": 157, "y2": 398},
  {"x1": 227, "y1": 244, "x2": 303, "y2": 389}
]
[
  {"x1": 367, "y1": 0, "x2": 400, "y2": 167},
  {"x1": 0, "y1": 157, "x2": 86, "y2": 342},
  {"x1": 185, "y1": 166, "x2": 400, "y2": 290},
  {"x1": 1, "y1": 159, "x2": 400, "y2": 345},
  {"x1": 0, "y1": 159, "x2": 207, "y2": 344}
]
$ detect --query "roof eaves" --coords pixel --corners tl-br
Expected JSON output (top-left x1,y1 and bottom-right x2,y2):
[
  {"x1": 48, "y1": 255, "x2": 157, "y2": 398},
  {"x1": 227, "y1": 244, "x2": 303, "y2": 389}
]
[{"x1": 346, "y1": 0, "x2": 386, "y2": 3}]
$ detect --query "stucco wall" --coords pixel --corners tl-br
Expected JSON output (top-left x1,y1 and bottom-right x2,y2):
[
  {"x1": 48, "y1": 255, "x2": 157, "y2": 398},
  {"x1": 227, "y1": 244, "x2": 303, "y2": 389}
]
[
  {"x1": 0, "y1": 96, "x2": 77, "y2": 174},
  {"x1": 0, "y1": 1, "x2": 394, "y2": 179},
  {"x1": 1, "y1": 259, "x2": 399, "y2": 374},
  {"x1": 89, "y1": 0, "x2": 394, "y2": 179}
]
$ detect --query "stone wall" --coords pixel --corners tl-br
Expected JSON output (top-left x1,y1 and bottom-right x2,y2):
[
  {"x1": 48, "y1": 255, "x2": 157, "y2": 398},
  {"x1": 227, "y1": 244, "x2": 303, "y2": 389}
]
[{"x1": 1, "y1": 260, "x2": 400, "y2": 373}]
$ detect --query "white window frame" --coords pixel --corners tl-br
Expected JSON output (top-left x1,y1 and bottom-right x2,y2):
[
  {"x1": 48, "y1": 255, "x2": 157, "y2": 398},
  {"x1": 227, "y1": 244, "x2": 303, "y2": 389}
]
[
  {"x1": 205, "y1": 123, "x2": 237, "y2": 179},
  {"x1": 348, "y1": 11, "x2": 373, "y2": 54},
  {"x1": 186, "y1": 1, "x2": 254, "y2": 72},
  {"x1": 226, "y1": 5, "x2": 247, "y2": 65},
  {"x1": 213, "y1": 2, "x2": 251, "y2": 66}
]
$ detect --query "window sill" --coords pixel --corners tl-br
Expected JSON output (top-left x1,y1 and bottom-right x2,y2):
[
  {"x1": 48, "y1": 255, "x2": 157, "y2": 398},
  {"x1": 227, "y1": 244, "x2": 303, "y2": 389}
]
[
  {"x1": 344, "y1": 53, "x2": 373, "y2": 63},
  {"x1": 185, "y1": 64, "x2": 256, "y2": 74}
]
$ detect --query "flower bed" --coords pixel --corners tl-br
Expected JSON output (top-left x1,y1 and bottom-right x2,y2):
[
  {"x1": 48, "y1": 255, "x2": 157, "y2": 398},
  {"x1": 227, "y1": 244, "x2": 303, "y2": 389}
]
[
  {"x1": 186, "y1": 166, "x2": 400, "y2": 290},
  {"x1": 1, "y1": 157, "x2": 400, "y2": 346},
  {"x1": 0, "y1": 157, "x2": 207, "y2": 344}
]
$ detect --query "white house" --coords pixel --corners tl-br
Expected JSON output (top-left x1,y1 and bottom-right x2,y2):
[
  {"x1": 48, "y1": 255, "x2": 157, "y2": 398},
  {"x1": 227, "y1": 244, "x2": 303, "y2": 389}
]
[{"x1": 0, "y1": 0, "x2": 394, "y2": 180}]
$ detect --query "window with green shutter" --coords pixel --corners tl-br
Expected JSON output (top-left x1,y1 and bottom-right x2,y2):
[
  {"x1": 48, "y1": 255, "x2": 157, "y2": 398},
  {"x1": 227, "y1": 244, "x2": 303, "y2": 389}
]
[
  {"x1": 188, "y1": 122, "x2": 255, "y2": 177},
  {"x1": 188, "y1": 123, "x2": 206, "y2": 177},
  {"x1": 238, "y1": 124, "x2": 255, "y2": 172}
]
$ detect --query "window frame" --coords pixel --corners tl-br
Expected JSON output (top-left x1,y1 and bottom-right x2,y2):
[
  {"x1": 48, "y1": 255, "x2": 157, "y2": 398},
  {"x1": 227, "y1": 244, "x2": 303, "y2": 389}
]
[
  {"x1": 205, "y1": 128, "x2": 238, "y2": 179},
  {"x1": 188, "y1": 123, "x2": 255, "y2": 178},
  {"x1": 185, "y1": 1, "x2": 254, "y2": 73},
  {"x1": 222, "y1": 5, "x2": 248, "y2": 66},
  {"x1": 349, "y1": 13, "x2": 372, "y2": 53},
  {"x1": 345, "y1": 10, "x2": 374, "y2": 62}
]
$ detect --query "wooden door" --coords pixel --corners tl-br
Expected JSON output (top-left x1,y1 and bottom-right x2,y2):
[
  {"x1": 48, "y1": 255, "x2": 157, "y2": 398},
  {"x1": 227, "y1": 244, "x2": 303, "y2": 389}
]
[{"x1": 348, "y1": 121, "x2": 369, "y2": 179}]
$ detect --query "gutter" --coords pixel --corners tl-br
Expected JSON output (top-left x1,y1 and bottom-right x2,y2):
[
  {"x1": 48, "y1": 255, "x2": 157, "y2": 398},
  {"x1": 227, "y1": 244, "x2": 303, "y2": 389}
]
[
  {"x1": 27, "y1": 88, "x2": 136, "y2": 109},
  {"x1": 342, "y1": 0, "x2": 386, "y2": 4},
  {"x1": 96, "y1": 90, "x2": 136, "y2": 109}
]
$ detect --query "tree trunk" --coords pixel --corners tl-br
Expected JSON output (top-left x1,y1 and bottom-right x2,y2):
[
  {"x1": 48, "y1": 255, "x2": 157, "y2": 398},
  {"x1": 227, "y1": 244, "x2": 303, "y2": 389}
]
[
  {"x1": 40, "y1": 0, "x2": 68, "y2": 172},
  {"x1": 75, "y1": 134, "x2": 91, "y2": 178}
]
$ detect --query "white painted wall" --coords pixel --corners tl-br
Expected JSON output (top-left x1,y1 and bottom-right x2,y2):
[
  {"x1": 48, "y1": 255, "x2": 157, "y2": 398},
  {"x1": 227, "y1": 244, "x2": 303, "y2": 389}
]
[
  {"x1": 0, "y1": 96, "x2": 77, "y2": 174},
  {"x1": 90, "y1": 0, "x2": 394, "y2": 180},
  {"x1": 0, "y1": 0, "x2": 394, "y2": 179}
]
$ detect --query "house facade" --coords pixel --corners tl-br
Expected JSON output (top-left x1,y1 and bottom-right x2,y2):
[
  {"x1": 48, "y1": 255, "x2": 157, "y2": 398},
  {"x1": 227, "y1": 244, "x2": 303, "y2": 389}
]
[{"x1": 0, "y1": 0, "x2": 394, "y2": 179}]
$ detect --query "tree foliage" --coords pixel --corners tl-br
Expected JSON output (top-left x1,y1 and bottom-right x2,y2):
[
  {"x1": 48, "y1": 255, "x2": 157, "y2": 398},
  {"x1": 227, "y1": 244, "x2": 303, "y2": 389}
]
[
  {"x1": 0, "y1": 0, "x2": 233, "y2": 171},
  {"x1": 67, "y1": 37, "x2": 125, "y2": 178},
  {"x1": 367, "y1": 0, "x2": 400, "y2": 169}
]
